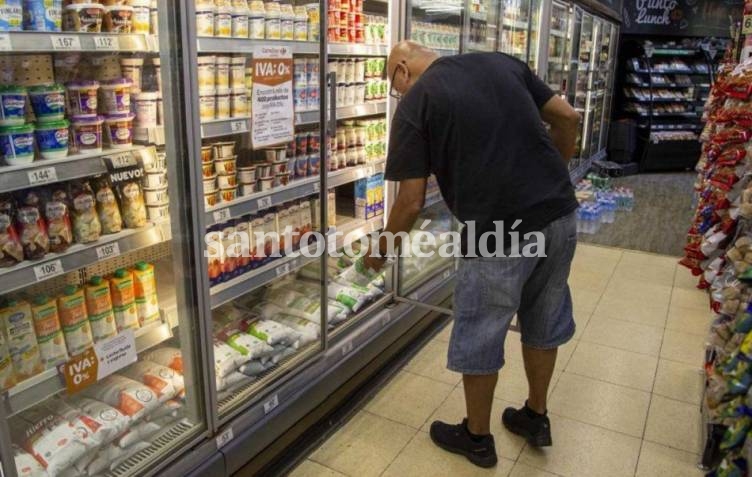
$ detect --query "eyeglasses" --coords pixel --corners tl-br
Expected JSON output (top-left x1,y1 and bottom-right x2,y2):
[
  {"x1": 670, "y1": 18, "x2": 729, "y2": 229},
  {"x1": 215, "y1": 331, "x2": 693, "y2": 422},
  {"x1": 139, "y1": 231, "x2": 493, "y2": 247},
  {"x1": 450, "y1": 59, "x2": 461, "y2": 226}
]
[{"x1": 389, "y1": 62, "x2": 407, "y2": 101}]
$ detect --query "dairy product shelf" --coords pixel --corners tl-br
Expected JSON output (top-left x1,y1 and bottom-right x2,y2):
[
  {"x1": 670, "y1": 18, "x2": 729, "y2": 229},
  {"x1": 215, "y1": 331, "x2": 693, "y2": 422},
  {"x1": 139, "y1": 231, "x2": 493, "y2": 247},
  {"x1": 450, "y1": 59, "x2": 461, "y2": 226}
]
[
  {"x1": 0, "y1": 32, "x2": 154, "y2": 52},
  {"x1": 196, "y1": 37, "x2": 387, "y2": 56}
]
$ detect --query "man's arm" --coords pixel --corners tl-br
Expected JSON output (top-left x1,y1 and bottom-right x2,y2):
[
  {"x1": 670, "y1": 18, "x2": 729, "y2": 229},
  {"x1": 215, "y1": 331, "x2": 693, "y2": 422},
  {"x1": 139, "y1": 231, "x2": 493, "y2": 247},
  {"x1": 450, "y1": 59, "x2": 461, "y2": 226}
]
[
  {"x1": 540, "y1": 95, "x2": 581, "y2": 163},
  {"x1": 364, "y1": 178, "x2": 427, "y2": 271}
]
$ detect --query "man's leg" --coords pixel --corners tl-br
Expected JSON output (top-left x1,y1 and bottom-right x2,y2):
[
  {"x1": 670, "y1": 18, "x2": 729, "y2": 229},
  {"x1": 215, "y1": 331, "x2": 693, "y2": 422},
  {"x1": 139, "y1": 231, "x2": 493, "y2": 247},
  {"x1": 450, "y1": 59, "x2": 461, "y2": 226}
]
[
  {"x1": 463, "y1": 373, "x2": 498, "y2": 435},
  {"x1": 522, "y1": 345, "x2": 557, "y2": 414}
]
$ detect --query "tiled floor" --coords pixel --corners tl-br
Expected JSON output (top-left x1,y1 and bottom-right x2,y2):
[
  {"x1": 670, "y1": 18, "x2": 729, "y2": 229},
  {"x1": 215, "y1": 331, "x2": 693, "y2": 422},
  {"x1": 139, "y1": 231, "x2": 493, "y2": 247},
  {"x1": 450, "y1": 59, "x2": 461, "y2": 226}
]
[{"x1": 290, "y1": 244, "x2": 707, "y2": 477}]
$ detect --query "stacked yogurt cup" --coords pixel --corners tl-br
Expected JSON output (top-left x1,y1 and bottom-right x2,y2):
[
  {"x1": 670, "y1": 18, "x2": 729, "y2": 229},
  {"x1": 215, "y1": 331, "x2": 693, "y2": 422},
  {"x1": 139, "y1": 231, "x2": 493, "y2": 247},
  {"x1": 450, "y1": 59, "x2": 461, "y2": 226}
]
[
  {"x1": 202, "y1": 139, "x2": 238, "y2": 206},
  {"x1": 142, "y1": 150, "x2": 169, "y2": 220}
]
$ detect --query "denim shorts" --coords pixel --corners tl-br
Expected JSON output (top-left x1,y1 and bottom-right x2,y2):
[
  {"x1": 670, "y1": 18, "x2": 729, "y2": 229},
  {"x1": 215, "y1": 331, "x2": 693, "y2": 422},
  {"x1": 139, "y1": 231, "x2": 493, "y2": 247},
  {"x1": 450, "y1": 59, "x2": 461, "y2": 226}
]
[{"x1": 447, "y1": 212, "x2": 577, "y2": 375}]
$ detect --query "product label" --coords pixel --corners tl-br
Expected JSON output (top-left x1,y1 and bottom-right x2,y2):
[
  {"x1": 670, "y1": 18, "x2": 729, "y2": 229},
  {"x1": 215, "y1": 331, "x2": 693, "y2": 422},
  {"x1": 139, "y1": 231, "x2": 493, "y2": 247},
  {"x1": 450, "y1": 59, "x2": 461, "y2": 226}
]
[{"x1": 252, "y1": 45, "x2": 294, "y2": 149}]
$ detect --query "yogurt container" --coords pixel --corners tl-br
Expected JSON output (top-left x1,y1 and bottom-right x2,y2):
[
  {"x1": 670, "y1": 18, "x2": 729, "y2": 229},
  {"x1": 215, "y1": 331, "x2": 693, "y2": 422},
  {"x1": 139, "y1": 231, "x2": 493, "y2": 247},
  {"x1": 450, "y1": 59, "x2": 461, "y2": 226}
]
[
  {"x1": 0, "y1": 0, "x2": 22, "y2": 31},
  {"x1": 0, "y1": 86, "x2": 27, "y2": 126},
  {"x1": 200, "y1": 145, "x2": 212, "y2": 163},
  {"x1": 214, "y1": 156, "x2": 236, "y2": 174},
  {"x1": 34, "y1": 119, "x2": 69, "y2": 159},
  {"x1": 149, "y1": 0, "x2": 157, "y2": 34},
  {"x1": 103, "y1": 4, "x2": 133, "y2": 32},
  {"x1": 195, "y1": 5, "x2": 215, "y2": 36},
  {"x1": 231, "y1": 5, "x2": 248, "y2": 38},
  {"x1": 219, "y1": 186, "x2": 237, "y2": 202},
  {"x1": 216, "y1": 88, "x2": 230, "y2": 119},
  {"x1": 240, "y1": 183, "x2": 255, "y2": 196},
  {"x1": 204, "y1": 191, "x2": 219, "y2": 208},
  {"x1": 23, "y1": 0, "x2": 62, "y2": 31},
  {"x1": 201, "y1": 161, "x2": 214, "y2": 178},
  {"x1": 238, "y1": 165, "x2": 256, "y2": 183},
  {"x1": 275, "y1": 172, "x2": 289, "y2": 187},
  {"x1": 66, "y1": 80, "x2": 99, "y2": 117},
  {"x1": 197, "y1": 55, "x2": 216, "y2": 92},
  {"x1": 143, "y1": 186, "x2": 168, "y2": 205},
  {"x1": 217, "y1": 173, "x2": 237, "y2": 189},
  {"x1": 128, "y1": 0, "x2": 149, "y2": 34},
  {"x1": 134, "y1": 91, "x2": 158, "y2": 127},
  {"x1": 100, "y1": 78, "x2": 132, "y2": 114},
  {"x1": 199, "y1": 90, "x2": 216, "y2": 122},
  {"x1": 0, "y1": 123, "x2": 34, "y2": 165},
  {"x1": 258, "y1": 176, "x2": 273, "y2": 191},
  {"x1": 214, "y1": 6, "x2": 231, "y2": 37},
  {"x1": 70, "y1": 115, "x2": 103, "y2": 153},
  {"x1": 120, "y1": 58, "x2": 144, "y2": 91},
  {"x1": 230, "y1": 57, "x2": 246, "y2": 89},
  {"x1": 28, "y1": 84, "x2": 65, "y2": 121},
  {"x1": 147, "y1": 204, "x2": 168, "y2": 221},
  {"x1": 203, "y1": 174, "x2": 217, "y2": 193},
  {"x1": 231, "y1": 88, "x2": 247, "y2": 117},
  {"x1": 212, "y1": 141, "x2": 234, "y2": 158},
  {"x1": 249, "y1": 13, "x2": 264, "y2": 39},
  {"x1": 103, "y1": 112, "x2": 134, "y2": 148},
  {"x1": 264, "y1": 8, "x2": 279, "y2": 39},
  {"x1": 215, "y1": 56, "x2": 231, "y2": 89},
  {"x1": 63, "y1": 3, "x2": 103, "y2": 32}
]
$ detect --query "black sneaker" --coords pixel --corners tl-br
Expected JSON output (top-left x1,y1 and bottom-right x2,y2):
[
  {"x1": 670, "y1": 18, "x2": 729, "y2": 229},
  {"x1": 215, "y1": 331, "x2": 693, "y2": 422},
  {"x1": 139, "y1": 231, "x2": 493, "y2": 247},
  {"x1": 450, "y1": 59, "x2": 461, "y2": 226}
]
[
  {"x1": 501, "y1": 403, "x2": 552, "y2": 447},
  {"x1": 429, "y1": 418, "x2": 497, "y2": 468}
]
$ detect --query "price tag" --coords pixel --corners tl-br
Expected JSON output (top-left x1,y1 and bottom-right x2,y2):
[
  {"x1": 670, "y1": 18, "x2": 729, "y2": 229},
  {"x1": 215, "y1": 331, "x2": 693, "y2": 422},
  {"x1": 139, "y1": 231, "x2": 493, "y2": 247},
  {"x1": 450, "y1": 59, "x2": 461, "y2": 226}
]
[
  {"x1": 51, "y1": 35, "x2": 81, "y2": 51},
  {"x1": 0, "y1": 33, "x2": 11, "y2": 51},
  {"x1": 108, "y1": 152, "x2": 136, "y2": 169},
  {"x1": 215, "y1": 427, "x2": 234, "y2": 449},
  {"x1": 341, "y1": 340, "x2": 354, "y2": 356},
  {"x1": 96, "y1": 242, "x2": 121, "y2": 260},
  {"x1": 27, "y1": 167, "x2": 58, "y2": 186},
  {"x1": 230, "y1": 120, "x2": 248, "y2": 133},
  {"x1": 93, "y1": 35, "x2": 120, "y2": 51},
  {"x1": 744, "y1": 15, "x2": 752, "y2": 35},
  {"x1": 275, "y1": 262, "x2": 291, "y2": 277},
  {"x1": 213, "y1": 208, "x2": 231, "y2": 223},
  {"x1": 257, "y1": 196, "x2": 272, "y2": 210},
  {"x1": 263, "y1": 394, "x2": 279, "y2": 414},
  {"x1": 313, "y1": 181, "x2": 320, "y2": 193},
  {"x1": 34, "y1": 259, "x2": 63, "y2": 282},
  {"x1": 63, "y1": 330, "x2": 137, "y2": 394}
]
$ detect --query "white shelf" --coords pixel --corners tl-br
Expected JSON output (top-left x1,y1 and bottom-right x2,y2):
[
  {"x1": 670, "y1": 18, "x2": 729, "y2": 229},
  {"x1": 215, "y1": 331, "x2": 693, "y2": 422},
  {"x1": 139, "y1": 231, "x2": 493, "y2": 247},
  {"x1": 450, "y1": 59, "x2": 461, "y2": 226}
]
[
  {"x1": 196, "y1": 38, "x2": 387, "y2": 56},
  {"x1": 0, "y1": 31, "x2": 154, "y2": 52}
]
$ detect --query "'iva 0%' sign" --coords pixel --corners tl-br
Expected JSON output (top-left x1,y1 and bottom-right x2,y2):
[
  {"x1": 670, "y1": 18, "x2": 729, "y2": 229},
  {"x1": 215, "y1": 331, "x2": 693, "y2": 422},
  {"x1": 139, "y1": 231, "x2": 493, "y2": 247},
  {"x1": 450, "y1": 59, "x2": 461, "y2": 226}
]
[{"x1": 252, "y1": 45, "x2": 294, "y2": 149}]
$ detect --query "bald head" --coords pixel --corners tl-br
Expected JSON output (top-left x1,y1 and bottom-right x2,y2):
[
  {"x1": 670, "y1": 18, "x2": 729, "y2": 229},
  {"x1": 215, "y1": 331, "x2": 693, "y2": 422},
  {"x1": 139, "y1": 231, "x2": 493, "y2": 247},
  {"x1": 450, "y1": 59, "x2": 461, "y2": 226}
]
[{"x1": 387, "y1": 41, "x2": 440, "y2": 97}]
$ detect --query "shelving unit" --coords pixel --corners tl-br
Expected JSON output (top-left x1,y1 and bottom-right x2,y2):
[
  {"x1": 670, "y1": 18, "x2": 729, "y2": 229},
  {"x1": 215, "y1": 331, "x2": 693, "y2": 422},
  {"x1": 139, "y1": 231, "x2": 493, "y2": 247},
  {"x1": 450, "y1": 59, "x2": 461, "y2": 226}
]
[{"x1": 0, "y1": 31, "x2": 155, "y2": 52}]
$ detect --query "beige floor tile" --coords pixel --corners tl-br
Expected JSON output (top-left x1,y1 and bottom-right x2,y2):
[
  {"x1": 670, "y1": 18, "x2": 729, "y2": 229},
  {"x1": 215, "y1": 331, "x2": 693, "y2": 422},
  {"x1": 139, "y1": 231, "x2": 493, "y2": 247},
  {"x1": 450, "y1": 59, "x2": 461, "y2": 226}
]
[
  {"x1": 421, "y1": 387, "x2": 526, "y2": 460},
  {"x1": 570, "y1": 288, "x2": 602, "y2": 314},
  {"x1": 674, "y1": 268, "x2": 701, "y2": 290},
  {"x1": 405, "y1": 340, "x2": 461, "y2": 386},
  {"x1": 566, "y1": 341, "x2": 658, "y2": 391},
  {"x1": 591, "y1": 294, "x2": 669, "y2": 328},
  {"x1": 568, "y1": 266, "x2": 612, "y2": 294},
  {"x1": 611, "y1": 262, "x2": 676, "y2": 288},
  {"x1": 666, "y1": 305, "x2": 713, "y2": 337},
  {"x1": 602, "y1": 277, "x2": 673, "y2": 308},
  {"x1": 574, "y1": 243, "x2": 623, "y2": 266},
  {"x1": 572, "y1": 309, "x2": 591, "y2": 340},
  {"x1": 620, "y1": 250, "x2": 680, "y2": 270},
  {"x1": 519, "y1": 414, "x2": 641, "y2": 477},
  {"x1": 381, "y1": 431, "x2": 515, "y2": 477},
  {"x1": 660, "y1": 330, "x2": 707, "y2": 365},
  {"x1": 289, "y1": 460, "x2": 347, "y2": 477},
  {"x1": 365, "y1": 371, "x2": 455, "y2": 429},
  {"x1": 644, "y1": 395, "x2": 702, "y2": 454},
  {"x1": 491, "y1": 359, "x2": 562, "y2": 404},
  {"x1": 548, "y1": 373, "x2": 650, "y2": 437},
  {"x1": 636, "y1": 441, "x2": 704, "y2": 477},
  {"x1": 670, "y1": 288, "x2": 710, "y2": 312},
  {"x1": 310, "y1": 412, "x2": 415, "y2": 477},
  {"x1": 581, "y1": 318, "x2": 663, "y2": 356},
  {"x1": 434, "y1": 321, "x2": 454, "y2": 343},
  {"x1": 653, "y1": 359, "x2": 704, "y2": 405},
  {"x1": 509, "y1": 462, "x2": 561, "y2": 477}
]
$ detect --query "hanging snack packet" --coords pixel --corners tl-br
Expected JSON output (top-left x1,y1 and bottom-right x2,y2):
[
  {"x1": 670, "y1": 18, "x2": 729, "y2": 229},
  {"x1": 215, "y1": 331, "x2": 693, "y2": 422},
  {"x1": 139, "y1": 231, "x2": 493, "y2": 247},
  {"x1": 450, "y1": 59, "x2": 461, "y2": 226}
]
[
  {"x1": 0, "y1": 195, "x2": 23, "y2": 267},
  {"x1": 120, "y1": 360, "x2": 185, "y2": 402},
  {"x1": 109, "y1": 165, "x2": 147, "y2": 229},
  {"x1": 15, "y1": 189, "x2": 49, "y2": 260},
  {"x1": 41, "y1": 186, "x2": 73, "y2": 253},
  {"x1": 92, "y1": 175, "x2": 123, "y2": 234},
  {"x1": 69, "y1": 180, "x2": 102, "y2": 244}
]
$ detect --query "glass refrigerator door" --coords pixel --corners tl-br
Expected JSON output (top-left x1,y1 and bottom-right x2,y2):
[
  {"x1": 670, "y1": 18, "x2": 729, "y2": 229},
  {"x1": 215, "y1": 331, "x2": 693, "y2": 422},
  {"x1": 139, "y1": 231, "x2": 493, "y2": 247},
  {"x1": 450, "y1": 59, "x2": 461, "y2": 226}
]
[
  {"x1": 0, "y1": 3, "x2": 210, "y2": 476},
  {"x1": 571, "y1": 9, "x2": 594, "y2": 161},
  {"x1": 527, "y1": 0, "x2": 544, "y2": 74},
  {"x1": 190, "y1": 0, "x2": 391, "y2": 422},
  {"x1": 465, "y1": 0, "x2": 501, "y2": 53},
  {"x1": 499, "y1": 0, "x2": 531, "y2": 62},
  {"x1": 547, "y1": 1, "x2": 571, "y2": 95},
  {"x1": 587, "y1": 19, "x2": 604, "y2": 158},
  {"x1": 407, "y1": 0, "x2": 463, "y2": 56},
  {"x1": 599, "y1": 22, "x2": 617, "y2": 152}
]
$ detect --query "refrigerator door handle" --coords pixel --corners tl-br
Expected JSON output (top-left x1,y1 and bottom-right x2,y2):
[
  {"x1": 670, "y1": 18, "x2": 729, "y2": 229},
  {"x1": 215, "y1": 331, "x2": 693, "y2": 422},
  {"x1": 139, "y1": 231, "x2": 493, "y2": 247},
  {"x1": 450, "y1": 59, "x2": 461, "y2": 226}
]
[{"x1": 328, "y1": 72, "x2": 337, "y2": 137}]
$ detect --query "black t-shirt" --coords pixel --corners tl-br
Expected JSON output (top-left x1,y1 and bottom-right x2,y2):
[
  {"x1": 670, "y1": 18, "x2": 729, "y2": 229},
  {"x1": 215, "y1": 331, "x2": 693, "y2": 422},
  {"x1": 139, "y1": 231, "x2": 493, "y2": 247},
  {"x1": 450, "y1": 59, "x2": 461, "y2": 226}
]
[{"x1": 385, "y1": 52, "x2": 579, "y2": 255}]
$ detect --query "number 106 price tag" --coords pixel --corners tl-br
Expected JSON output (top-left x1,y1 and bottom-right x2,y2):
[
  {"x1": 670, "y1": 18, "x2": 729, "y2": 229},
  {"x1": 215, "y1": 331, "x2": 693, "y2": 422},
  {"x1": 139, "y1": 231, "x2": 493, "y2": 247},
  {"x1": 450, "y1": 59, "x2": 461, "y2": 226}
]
[{"x1": 34, "y1": 259, "x2": 64, "y2": 282}]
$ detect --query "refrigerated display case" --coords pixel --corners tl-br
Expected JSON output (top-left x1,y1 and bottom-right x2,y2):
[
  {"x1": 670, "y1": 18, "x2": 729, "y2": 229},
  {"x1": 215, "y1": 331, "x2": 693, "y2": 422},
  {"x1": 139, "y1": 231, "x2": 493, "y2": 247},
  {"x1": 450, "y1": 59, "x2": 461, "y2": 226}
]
[
  {"x1": 407, "y1": 0, "x2": 463, "y2": 55},
  {"x1": 546, "y1": 1, "x2": 572, "y2": 95},
  {"x1": 464, "y1": 0, "x2": 501, "y2": 52},
  {"x1": 0, "y1": 2, "x2": 211, "y2": 476},
  {"x1": 499, "y1": 0, "x2": 534, "y2": 62}
]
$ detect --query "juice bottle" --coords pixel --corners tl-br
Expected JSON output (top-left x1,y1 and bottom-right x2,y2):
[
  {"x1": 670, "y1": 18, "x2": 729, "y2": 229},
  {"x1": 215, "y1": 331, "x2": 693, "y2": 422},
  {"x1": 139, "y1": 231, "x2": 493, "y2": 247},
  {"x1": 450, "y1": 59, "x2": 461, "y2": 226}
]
[
  {"x1": 85, "y1": 276, "x2": 118, "y2": 342},
  {"x1": 30, "y1": 295, "x2": 68, "y2": 368},
  {"x1": 132, "y1": 261, "x2": 160, "y2": 326},
  {"x1": 0, "y1": 298, "x2": 43, "y2": 380},
  {"x1": 109, "y1": 268, "x2": 139, "y2": 332},
  {"x1": 58, "y1": 285, "x2": 94, "y2": 356}
]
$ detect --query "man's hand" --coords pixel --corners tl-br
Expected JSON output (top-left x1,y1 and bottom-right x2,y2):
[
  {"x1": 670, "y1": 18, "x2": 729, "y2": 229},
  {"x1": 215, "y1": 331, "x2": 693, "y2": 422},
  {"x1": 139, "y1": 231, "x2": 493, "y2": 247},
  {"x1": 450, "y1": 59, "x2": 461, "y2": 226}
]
[
  {"x1": 363, "y1": 255, "x2": 388, "y2": 273},
  {"x1": 541, "y1": 95, "x2": 580, "y2": 163}
]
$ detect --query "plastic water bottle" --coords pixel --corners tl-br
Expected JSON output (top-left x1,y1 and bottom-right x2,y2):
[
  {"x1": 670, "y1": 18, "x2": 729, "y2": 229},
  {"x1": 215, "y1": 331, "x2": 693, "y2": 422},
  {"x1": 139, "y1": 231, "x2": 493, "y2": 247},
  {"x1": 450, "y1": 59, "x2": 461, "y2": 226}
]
[{"x1": 625, "y1": 189, "x2": 634, "y2": 212}]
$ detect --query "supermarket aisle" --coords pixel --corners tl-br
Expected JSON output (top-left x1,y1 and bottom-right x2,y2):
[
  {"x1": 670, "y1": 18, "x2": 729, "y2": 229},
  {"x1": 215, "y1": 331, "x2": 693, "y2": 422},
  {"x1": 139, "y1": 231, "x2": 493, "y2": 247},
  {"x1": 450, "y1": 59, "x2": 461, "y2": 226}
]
[{"x1": 289, "y1": 244, "x2": 707, "y2": 477}]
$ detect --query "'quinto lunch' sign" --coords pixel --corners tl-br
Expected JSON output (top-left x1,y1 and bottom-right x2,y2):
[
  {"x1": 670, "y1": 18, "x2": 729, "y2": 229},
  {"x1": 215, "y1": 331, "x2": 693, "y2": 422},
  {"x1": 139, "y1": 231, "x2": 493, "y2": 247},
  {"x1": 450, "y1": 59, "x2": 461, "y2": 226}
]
[{"x1": 622, "y1": 0, "x2": 739, "y2": 37}]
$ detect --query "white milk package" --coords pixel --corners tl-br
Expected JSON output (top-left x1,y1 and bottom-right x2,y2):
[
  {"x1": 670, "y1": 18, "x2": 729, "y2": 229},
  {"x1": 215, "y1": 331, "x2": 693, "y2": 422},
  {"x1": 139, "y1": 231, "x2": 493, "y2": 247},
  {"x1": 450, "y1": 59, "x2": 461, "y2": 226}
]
[
  {"x1": 81, "y1": 374, "x2": 160, "y2": 421},
  {"x1": 120, "y1": 360, "x2": 185, "y2": 403}
]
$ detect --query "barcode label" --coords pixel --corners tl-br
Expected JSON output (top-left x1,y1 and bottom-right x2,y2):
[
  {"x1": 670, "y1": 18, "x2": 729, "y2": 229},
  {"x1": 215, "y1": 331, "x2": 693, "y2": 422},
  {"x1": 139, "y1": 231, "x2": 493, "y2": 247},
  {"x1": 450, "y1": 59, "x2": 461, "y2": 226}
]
[
  {"x1": 263, "y1": 394, "x2": 279, "y2": 414},
  {"x1": 213, "y1": 208, "x2": 231, "y2": 223},
  {"x1": 257, "y1": 196, "x2": 272, "y2": 210}
]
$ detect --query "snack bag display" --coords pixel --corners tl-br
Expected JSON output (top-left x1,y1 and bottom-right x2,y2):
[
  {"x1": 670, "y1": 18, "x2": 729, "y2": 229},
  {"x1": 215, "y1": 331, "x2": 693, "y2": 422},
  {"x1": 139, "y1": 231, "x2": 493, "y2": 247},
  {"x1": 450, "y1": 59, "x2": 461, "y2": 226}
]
[
  {"x1": 0, "y1": 194, "x2": 23, "y2": 267},
  {"x1": 41, "y1": 186, "x2": 73, "y2": 253},
  {"x1": 15, "y1": 189, "x2": 50, "y2": 260},
  {"x1": 109, "y1": 164, "x2": 148, "y2": 229},
  {"x1": 69, "y1": 180, "x2": 102, "y2": 244},
  {"x1": 92, "y1": 175, "x2": 123, "y2": 234}
]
